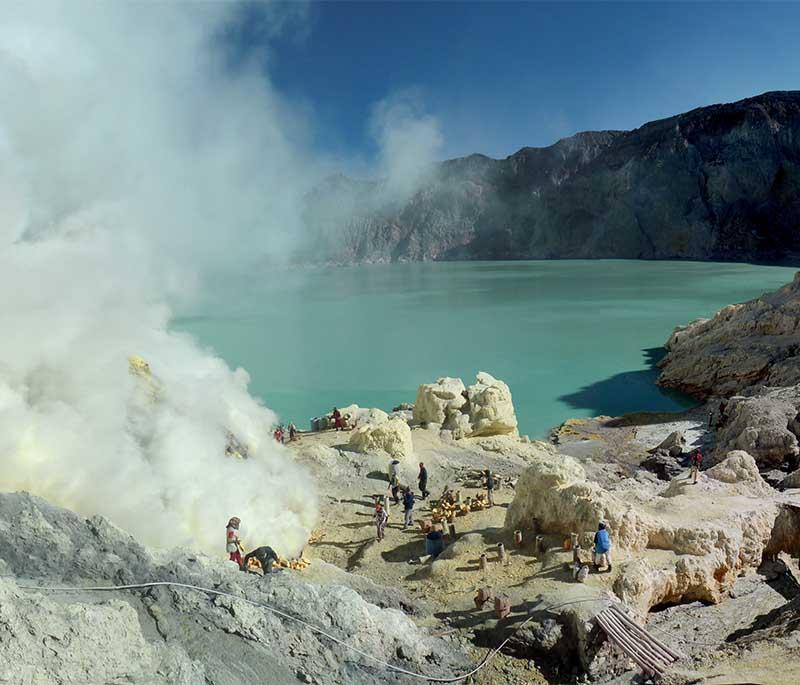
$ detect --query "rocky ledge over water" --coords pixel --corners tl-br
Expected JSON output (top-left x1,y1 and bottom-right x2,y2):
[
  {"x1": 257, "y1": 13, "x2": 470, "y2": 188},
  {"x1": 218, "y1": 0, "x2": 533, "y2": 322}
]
[
  {"x1": 657, "y1": 272, "x2": 800, "y2": 481},
  {"x1": 303, "y1": 91, "x2": 800, "y2": 264}
]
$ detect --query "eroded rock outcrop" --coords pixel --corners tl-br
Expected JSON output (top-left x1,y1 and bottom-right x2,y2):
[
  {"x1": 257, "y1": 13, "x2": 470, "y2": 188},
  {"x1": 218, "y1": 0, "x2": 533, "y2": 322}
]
[
  {"x1": 412, "y1": 372, "x2": 518, "y2": 438},
  {"x1": 466, "y1": 372, "x2": 518, "y2": 437},
  {"x1": 658, "y1": 272, "x2": 800, "y2": 399},
  {"x1": 700, "y1": 450, "x2": 776, "y2": 496},
  {"x1": 505, "y1": 447, "x2": 786, "y2": 614},
  {"x1": 712, "y1": 386, "x2": 800, "y2": 468},
  {"x1": 412, "y1": 377, "x2": 466, "y2": 427},
  {"x1": 348, "y1": 416, "x2": 414, "y2": 460}
]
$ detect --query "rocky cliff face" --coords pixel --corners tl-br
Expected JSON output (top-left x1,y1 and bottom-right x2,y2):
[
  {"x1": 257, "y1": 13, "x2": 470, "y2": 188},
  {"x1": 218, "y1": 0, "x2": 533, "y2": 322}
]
[
  {"x1": 657, "y1": 272, "x2": 800, "y2": 473},
  {"x1": 658, "y1": 272, "x2": 800, "y2": 399},
  {"x1": 304, "y1": 91, "x2": 800, "y2": 264}
]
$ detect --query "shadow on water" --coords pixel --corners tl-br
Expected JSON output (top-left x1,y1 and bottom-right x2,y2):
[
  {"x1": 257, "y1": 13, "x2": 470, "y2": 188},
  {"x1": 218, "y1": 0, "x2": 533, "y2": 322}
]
[{"x1": 558, "y1": 347, "x2": 696, "y2": 417}]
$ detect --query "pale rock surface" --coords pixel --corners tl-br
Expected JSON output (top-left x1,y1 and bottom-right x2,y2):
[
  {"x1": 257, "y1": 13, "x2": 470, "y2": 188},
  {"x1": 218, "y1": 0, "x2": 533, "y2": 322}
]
[
  {"x1": 658, "y1": 272, "x2": 800, "y2": 398},
  {"x1": 713, "y1": 387, "x2": 800, "y2": 468},
  {"x1": 0, "y1": 578, "x2": 203, "y2": 684},
  {"x1": 447, "y1": 412, "x2": 472, "y2": 440},
  {"x1": 506, "y1": 448, "x2": 786, "y2": 613},
  {"x1": 412, "y1": 372, "x2": 518, "y2": 439},
  {"x1": 465, "y1": 372, "x2": 518, "y2": 437},
  {"x1": 646, "y1": 430, "x2": 686, "y2": 457},
  {"x1": 338, "y1": 405, "x2": 389, "y2": 427},
  {"x1": 349, "y1": 417, "x2": 414, "y2": 460},
  {"x1": 701, "y1": 450, "x2": 774, "y2": 496},
  {"x1": 412, "y1": 377, "x2": 466, "y2": 425}
]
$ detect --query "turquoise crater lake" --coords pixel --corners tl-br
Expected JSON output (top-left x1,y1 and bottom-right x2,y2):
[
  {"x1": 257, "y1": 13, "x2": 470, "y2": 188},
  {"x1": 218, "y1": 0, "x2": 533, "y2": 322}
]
[{"x1": 174, "y1": 261, "x2": 797, "y2": 438}]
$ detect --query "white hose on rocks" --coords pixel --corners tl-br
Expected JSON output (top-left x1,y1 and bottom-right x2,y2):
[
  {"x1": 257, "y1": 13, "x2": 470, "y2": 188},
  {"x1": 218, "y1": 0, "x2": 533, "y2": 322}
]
[{"x1": 17, "y1": 580, "x2": 612, "y2": 683}]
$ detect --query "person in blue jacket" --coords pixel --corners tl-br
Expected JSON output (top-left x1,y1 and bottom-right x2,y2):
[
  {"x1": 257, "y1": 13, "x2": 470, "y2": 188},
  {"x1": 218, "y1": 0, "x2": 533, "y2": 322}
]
[{"x1": 593, "y1": 521, "x2": 612, "y2": 572}]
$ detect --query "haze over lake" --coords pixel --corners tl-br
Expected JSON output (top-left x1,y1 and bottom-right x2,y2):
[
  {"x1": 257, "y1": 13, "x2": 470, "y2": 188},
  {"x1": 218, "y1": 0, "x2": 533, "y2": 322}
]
[{"x1": 174, "y1": 261, "x2": 797, "y2": 437}]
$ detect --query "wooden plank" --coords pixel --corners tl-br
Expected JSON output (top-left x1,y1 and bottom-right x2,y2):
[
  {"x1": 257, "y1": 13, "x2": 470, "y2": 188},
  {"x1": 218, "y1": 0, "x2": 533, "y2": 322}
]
[
  {"x1": 601, "y1": 610, "x2": 670, "y2": 672},
  {"x1": 598, "y1": 618, "x2": 660, "y2": 678},
  {"x1": 609, "y1": 604, "x2": 683, "y2": 661},
  {"x1": 600, "y1": 611, "x2": 667, "y2": 675},
  {"x1": 596, "y1": 611, "x2": 664, "y2": 677}
]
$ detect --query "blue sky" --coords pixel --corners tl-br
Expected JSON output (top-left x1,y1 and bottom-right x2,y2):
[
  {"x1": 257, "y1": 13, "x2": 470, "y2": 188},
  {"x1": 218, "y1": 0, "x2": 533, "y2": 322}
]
[{"x1": 231, "y1": 1, "x2": 800, "y2": 162}]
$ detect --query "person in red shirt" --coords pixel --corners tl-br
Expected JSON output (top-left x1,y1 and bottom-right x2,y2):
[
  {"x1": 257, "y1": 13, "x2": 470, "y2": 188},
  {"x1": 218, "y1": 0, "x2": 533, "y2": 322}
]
[{"x1": 226, "y1": 517, "x2": 243, "y2": 566}]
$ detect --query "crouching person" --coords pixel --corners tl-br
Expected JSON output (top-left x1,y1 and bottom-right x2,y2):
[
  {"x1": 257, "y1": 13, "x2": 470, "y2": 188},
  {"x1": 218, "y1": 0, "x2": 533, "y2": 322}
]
[
  {"x1": 242, "y1": 546, "x2": 279, "y2": 576},
  {"x1": 593, "y1": 522, "x2": 612, "y2": 572}
]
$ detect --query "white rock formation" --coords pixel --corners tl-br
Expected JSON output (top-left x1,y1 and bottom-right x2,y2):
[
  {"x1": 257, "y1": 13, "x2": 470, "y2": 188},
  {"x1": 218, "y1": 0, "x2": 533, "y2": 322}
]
[
  {"x1": 349, "y1": 417, "x2": 414, "y2": 460},
  {"x1": 412, "y1": 377, "x2": 466, "y2": 426},
  {"x1": 702, "y1": 450, "x2": 774, "y2": 496},
  {"x1": 412, "y1": 372, "x2": 518, "y2": 438},
  {"x1": 505, "y1": 445, "x2": 787, "y2": 613},
  {"x1": 712, "y1": 387, "x2": 800, "y2": 467},
  {"x1": 338, "y1": 405, "x2": 389, "y2": 427},
  {"x1": 465, "y1": 372, "x2": 518, "y2": 437}
]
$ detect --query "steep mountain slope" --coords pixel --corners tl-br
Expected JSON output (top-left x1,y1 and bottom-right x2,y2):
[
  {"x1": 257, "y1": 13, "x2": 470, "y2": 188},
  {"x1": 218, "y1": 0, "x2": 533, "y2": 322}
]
[{"x1": 304, "y1": 91, "x2": 800, "y2": 263}]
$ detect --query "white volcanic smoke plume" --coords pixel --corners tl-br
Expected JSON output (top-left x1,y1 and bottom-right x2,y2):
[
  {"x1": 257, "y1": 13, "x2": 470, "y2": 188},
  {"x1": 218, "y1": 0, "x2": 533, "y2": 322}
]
[{"x1": 0, "y1": 3, "x2": 320, "y2": 556}]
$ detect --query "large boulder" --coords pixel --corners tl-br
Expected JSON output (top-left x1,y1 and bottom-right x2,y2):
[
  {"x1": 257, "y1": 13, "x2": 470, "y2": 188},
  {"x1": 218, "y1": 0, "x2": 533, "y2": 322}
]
[
  {"x1": 465, "y1": 372, "x2": 518, "y2": 437},
  {"x1": 412, "y1": 372, "x2": 518, "y2": 439},
  {"x1": 713, "y1": 387, "x2": 800, "y2": 468},
  {"x1": 337, "y1": 405, "x2": 389, "y2": 427},
  {"x1": 647, "y1": 431, "x2": 686, "y2": 457},
  {"x1": 504, "y1": 443, "x2": 652, "y2": 551},
  {"x1": 702, "y1": 450, "x2": 773, "y2": 496},
  {"x1": 348, "y1": 417, "x2": 414, "y2": 460},
  {"x1": 412, "y1": 377, "x2": 466, "y2": 426},
  {"x1": 641, "y1": 451, "x2": 684, "y2": 481}
]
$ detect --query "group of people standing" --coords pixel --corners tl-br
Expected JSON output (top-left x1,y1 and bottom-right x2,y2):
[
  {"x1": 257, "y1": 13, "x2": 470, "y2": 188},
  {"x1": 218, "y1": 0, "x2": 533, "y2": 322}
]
[
  {"x1": 375, "y1": 461, "x2": 433, "y2": 540},
  {"x1": 273, "y1": 423, "x2": 297, "y2": 444},
  {"x1": 375, "y1": 463, "x2": 499, "y2": 542}
]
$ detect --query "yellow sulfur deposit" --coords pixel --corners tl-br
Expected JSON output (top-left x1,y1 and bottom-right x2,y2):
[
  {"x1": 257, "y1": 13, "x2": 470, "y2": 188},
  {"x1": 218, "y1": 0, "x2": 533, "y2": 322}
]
[
  {"x1": 128, "y1": 355, "x2": 162, "y2": 402},
  {"x1": 276, "y1": 556, "x2": 311, "y2": 571}
]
